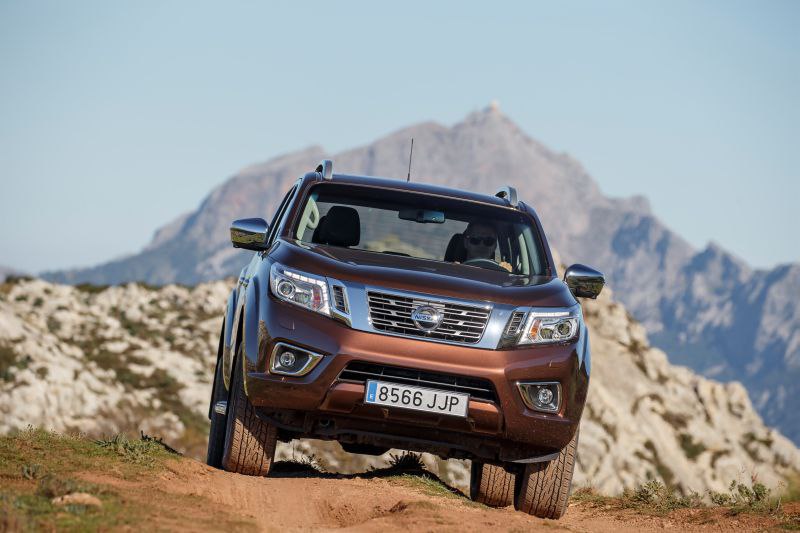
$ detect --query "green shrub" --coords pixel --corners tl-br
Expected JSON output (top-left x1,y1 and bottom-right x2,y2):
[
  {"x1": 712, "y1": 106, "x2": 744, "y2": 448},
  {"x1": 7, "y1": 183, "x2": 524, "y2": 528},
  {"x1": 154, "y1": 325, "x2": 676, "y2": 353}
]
[
  {"x1": 621, "y1": 479, "x2": 703, "y2": 512},
  {"x1": 21, "y1": 463, "x2": 44, "y2": 480},
  {"x1": 678, "y1": 433, "x2": 706, "y2": 460},
  {"x1": 95, "y1": 433, "x2": 177, "y2": 465},
  {"x1": 0, "y1": 344, "x2": 30, "y2": 381},
  {"x1": 708, "y1": 479, "x2": 773, "y2": 512},
  {"x1": 36, "y1": 474, "x2": 88, "y2": 499},
  {"x1": 75, "y1": 283, "x2": 109, "y2": 294},
  {"x1": 46, "y1": 316, "x2": 61, "y2": 333},
  {"x1": 388, "y1": 452, "x2": 426, "y2": 472}
]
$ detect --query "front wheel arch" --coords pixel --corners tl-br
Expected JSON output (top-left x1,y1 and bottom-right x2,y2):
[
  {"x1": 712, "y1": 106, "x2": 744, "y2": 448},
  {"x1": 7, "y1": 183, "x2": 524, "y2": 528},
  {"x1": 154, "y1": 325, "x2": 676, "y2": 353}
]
[{"x1": 207, "y1": 318, "x2": 226, "y2": 420}]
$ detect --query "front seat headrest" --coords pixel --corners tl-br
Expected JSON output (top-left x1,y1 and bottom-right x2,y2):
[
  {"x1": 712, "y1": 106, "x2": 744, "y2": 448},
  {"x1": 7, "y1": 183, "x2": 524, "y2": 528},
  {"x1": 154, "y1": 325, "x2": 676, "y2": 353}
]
[
  {"x1": 318, "y1": 206, "x2": 360, "y2": 247},
  {"x1": 444, "y1": 232, "x2": 467, "y2": 262},
  {"x1": 311, "y1": 215, "x2": 327, "y2": 244}
]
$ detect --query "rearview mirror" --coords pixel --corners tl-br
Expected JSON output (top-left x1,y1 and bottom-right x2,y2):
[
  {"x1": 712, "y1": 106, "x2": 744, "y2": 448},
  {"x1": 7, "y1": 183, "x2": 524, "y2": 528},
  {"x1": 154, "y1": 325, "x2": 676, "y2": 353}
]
[
  {"x1": 564, "y1": 264, "x2": 605, "y2": 299},
  {"x1": 398, "y1": 209, "x2": 445, "y2": 223},
  {"x1": 230, "y1": 218, "x2": 270, "y2": 251}
]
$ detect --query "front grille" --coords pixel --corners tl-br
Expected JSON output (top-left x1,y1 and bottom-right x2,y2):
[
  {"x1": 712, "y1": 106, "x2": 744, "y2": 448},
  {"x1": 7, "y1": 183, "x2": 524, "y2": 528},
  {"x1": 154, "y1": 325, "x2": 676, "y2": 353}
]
[
  {"x1": 367, "y1": 290, "x2": 491, "y2": 344},
  {"x1": 339, "y1": 361, "x2": 497, "y2": 402}
]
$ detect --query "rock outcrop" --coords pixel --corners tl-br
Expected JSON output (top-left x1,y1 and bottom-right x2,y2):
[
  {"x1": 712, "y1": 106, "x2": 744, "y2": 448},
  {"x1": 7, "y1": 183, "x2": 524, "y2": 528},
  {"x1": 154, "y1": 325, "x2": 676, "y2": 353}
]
[
  {"x1": 576, "y1": 289, "x2": 798, "y2": 493},
  {"x1": 1, "y1": 277, "x2": 797, "y2": 494}
]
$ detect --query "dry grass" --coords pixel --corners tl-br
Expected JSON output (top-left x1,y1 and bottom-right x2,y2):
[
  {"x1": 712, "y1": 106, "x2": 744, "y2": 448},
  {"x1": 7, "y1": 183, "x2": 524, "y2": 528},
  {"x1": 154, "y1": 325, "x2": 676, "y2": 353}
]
[
  {"x1": 0, "y1": 428, "x2": 176, "y2": 530},
  {"x1": 574, "y1": 476, "x2": 798, "y2": 526}
]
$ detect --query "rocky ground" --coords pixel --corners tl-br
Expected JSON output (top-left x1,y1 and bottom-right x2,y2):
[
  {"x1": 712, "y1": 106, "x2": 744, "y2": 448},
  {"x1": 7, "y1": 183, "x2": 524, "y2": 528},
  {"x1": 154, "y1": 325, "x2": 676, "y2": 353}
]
[{"x1": 0, "y1": 277, "x2": 798, "y2": 497}]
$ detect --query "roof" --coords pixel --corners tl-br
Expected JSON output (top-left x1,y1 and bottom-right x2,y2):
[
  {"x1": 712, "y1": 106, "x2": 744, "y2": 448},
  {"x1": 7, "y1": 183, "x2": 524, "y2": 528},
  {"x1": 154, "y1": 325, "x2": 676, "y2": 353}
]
[{"x1": 325, "y1": 173, "x2": 511, "y2": 208}]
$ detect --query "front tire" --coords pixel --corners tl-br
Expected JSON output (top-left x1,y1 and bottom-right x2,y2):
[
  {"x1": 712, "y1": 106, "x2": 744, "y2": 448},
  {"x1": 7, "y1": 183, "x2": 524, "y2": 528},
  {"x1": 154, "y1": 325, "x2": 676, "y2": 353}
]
[
  {"x1": 470, "y1": 462, "x2": 515, "y2": 507},
  {"x1": 221, "y1": 346, "x2": 278, "y2": 476},
  {"x1": 514, "y1": 431, "x2": 579, "y2": 519}
]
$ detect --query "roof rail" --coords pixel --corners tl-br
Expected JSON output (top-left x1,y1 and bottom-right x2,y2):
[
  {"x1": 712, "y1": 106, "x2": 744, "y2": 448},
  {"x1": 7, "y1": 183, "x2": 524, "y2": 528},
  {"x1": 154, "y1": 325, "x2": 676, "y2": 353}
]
[
  {"x1": 495, "y1": 186, "x2": 518, "y2": 207},
  {"x1": 316, "y1": 159, "x2": 333, "y2": 180}
]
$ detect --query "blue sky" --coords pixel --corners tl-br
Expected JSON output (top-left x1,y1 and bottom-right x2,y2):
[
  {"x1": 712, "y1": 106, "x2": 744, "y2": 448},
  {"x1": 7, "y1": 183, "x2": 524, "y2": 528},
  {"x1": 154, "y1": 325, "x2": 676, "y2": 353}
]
[{"x1": 1, "y1": 0, "x2": 798, "y2": 273}]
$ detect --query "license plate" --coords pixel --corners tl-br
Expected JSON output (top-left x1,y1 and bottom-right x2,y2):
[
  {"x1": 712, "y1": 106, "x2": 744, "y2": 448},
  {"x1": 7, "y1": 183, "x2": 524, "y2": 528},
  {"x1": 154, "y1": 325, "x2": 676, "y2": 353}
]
[{"x1": 364, "y1": 380, "x2": 469, "y2": 418}]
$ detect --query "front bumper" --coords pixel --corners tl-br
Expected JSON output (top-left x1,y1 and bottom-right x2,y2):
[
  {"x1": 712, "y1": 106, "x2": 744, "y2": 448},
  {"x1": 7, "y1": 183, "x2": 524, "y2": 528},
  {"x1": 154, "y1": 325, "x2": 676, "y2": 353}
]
[{"x1": 243, "y1": 299, "x2": 589, "y2": 463}]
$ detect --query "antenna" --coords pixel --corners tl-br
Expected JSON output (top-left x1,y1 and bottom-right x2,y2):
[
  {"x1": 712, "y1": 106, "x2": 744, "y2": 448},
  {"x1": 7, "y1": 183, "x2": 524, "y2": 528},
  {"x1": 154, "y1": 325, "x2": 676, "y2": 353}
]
[{"x1": 406, "y1": 138, "x2": 414, "y2": 182}]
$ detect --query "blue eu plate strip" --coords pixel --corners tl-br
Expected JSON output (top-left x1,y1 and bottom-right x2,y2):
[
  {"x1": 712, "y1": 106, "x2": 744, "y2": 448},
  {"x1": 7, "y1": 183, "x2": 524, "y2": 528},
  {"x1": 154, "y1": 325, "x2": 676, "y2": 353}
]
[{"x1": 366, "y1": 381, "x2": 377, "y2": 402}]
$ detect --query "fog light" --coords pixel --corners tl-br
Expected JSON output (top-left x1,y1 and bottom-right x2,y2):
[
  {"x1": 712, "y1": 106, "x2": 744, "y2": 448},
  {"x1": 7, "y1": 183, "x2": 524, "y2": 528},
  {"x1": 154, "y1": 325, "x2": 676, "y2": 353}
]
[
  {"x1": 269, "y1": 342, "x2": 324, "y2": 376},
  {"x1": 279, "y1": 351, "x2": 296, "y2": 368},
  {"x1": 537, "y1": 387, "x2": 554, "y2": 406},
  {"x1": 517, "y1": 382, "x2": 561, "y2": 413}
]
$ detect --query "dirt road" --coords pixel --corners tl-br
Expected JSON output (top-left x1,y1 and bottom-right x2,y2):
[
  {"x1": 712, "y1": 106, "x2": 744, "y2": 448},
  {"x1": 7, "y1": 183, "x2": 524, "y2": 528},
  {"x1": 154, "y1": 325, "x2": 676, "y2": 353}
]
[{"x1": 78, "y1": 458, "x2": 797, "y2": 532}]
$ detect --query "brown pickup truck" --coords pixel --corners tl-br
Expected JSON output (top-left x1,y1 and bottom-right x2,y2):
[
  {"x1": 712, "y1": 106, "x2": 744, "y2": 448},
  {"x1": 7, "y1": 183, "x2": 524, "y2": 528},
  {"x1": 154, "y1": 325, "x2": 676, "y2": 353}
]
[{"x1": 206, "y1": 160, "x2": 604, "y2": 518}]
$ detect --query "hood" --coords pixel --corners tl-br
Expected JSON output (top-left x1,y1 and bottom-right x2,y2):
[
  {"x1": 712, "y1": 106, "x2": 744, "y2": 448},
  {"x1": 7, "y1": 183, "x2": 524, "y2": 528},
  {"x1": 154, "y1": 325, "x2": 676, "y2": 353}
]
[{"x1": 272, "y1": 240, "x2": 576, "y2": 308}]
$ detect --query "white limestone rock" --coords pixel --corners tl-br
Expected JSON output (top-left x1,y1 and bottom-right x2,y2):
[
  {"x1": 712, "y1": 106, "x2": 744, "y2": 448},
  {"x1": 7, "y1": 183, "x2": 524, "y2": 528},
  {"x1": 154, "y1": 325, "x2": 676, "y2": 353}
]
[{"x1": 0, "y1": 277, "x2": 797, "y2": 495}]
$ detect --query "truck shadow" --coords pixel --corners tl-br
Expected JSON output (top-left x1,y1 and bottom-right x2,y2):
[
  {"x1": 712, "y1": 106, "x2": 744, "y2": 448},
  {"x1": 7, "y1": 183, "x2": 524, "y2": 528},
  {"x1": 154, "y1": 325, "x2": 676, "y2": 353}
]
[{"x1": 268, "y1": 454, "x2": 467, "y2": 500}]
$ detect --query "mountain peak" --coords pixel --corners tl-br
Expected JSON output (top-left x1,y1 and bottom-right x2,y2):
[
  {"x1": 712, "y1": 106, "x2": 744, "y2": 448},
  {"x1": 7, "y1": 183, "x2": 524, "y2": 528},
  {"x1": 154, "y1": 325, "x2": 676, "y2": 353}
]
[
  {"x1": 461, "y1": 100, "x2": 515, "y2": 127},
  {"x1": 698, "y1": 241, "x2": 751, "y2": 274}
]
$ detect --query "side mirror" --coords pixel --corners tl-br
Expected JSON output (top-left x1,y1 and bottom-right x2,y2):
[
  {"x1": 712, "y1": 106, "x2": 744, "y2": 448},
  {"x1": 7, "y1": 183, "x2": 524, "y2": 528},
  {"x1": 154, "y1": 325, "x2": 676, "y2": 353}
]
[
  {"x1": 564, "y1": 264, "x2": 605, "y2": 299},
  {"x1": 230, "y1": 218, "x2": 270, "y2": 251}
]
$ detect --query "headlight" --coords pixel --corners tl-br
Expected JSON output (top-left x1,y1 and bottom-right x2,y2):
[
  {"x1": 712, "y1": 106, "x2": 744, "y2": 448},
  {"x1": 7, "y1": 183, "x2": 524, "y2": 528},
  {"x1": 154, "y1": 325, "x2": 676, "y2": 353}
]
[
  {"x1": 507, "y1": 305, "x2": 581, "y2": 346},
  {"x1": 269, "y1": 263, "x2": 331, "y2": 316}
]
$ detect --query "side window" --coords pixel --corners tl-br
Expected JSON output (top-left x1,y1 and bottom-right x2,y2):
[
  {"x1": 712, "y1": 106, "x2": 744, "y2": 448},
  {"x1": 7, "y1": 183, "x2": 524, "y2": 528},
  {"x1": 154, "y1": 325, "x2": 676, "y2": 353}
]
[{"x1": 266, "y1": 186, "x2": 297, "y2": 245}]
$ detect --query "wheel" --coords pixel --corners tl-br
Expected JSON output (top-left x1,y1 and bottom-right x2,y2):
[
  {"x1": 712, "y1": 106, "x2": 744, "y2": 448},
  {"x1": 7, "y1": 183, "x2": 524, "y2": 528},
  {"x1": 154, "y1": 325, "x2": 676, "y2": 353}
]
[
  {"x1": 221, "y1": 345, "x2": 278, "y2": 476},
  {"x1": 470, "y1": 461, "x2": 515, "y2": 507},
  {"x1": 514, "y1": 431, "x2": 579, "y2": 519},
  {"x1": 205, "y1": 349, "x2": 227, "y2": 468}
]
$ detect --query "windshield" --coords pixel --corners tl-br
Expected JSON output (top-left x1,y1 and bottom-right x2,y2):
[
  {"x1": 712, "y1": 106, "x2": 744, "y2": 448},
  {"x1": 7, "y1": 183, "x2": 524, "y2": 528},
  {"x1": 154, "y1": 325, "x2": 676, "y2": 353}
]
[{"x1": 292, "y1": 184, "x2": 547, "y2": 276}]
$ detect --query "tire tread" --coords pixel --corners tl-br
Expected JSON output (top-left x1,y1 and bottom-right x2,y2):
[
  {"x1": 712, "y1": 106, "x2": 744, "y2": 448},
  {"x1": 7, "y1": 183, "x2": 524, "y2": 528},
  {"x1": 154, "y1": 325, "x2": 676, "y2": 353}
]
[
  {"x1": 515, "y1": 432, "x2": 578, "y2": 519},
  {"x1": 222, "y1": 352, "x2": 277, "y2": 476},
  {"x1": 470, "y1": 462, "x2": 515, "y2": 507}
]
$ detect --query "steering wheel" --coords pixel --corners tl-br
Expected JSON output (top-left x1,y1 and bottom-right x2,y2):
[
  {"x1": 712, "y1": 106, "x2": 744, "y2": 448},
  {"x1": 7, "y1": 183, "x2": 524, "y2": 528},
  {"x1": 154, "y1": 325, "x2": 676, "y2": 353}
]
[{"x1": 462, "y1": 258, "x2": 508, "y2": 272}]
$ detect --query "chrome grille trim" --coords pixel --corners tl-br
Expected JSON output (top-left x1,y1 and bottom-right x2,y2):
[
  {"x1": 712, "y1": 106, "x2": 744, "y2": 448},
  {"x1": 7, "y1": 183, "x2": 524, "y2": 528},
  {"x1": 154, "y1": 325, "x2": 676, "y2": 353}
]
[
  {"x1": 332, "y1": 285, "x2": 348, "y2": 313},
  {"x1": 367, "y1": 290, "x2": 491, "y2": 344},
  {"x1": 335, "y1": 281, "x2": 516, "y2": 349},
  {"x1": 505, "y1": 310, "x2": 526, "y2": 337}
]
